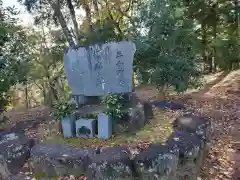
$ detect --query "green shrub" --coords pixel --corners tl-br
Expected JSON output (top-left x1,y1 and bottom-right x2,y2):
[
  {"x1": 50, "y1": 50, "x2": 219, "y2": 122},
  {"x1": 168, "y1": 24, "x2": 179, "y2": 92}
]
[
  {"x1": 151, "y1": 55, "x2": 202, "y2": 93},
  {"x1": 102, "y1": 93, "x2": 124, "y2": 120},
  {"x1": 53, "y1": 99, "x2": 73, "y2": 121}
]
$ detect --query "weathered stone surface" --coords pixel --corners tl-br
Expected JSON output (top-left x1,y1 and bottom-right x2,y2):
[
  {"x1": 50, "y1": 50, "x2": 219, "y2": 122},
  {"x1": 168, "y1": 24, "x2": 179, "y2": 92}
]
[
  {"x1": 167, "y1": 131, "x2": 203, "y2": 159},
  {"x1": 151, "y1": 100, "x2": 185, "y2": 110},
  {"x1": 172, "y1": 115, "x2": 211, "y2": 142},
  {"x1": 166, "y1": 131, "x2": 204, "y2": 180},
  {"x1": 112, "y1": 102, "x2": 148, "y2": 134},
  {"x1": 134, "y1": 144, "x2": 178, "y2": 180},
  {"x1": 29, "y1": 144, "x2": 95, "y2": 177},
  {"x1": 0, "y1": 154, "x2": 11, "y2": 180},
  {"x1": 0, "y1": 133, "x2": 34, "y2": 173},
  {"x1": 64, "y1": 41, "x2": 136, "y2": 96},
  {"x1": 142, "y1": 102, "x2": 154, "y2": 121},
  {"x1": 86, "y1": 146, "x2": 134, "y2": 180},
  {"x1": 128, "y1": 102, "x2": 146, "y2": 131},
  {"x1": 75, "y1": 119, "x2": 97, "y2": 138}
]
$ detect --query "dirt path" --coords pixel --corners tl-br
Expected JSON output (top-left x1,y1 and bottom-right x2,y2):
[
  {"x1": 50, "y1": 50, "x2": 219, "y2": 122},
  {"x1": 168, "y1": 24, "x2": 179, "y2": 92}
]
[
  {"x1": 136, "y1": 71, "x2": 240, "y2": 180},
  {"x1": 183, "y1": 71, "x2": 240, "y2": 180}
]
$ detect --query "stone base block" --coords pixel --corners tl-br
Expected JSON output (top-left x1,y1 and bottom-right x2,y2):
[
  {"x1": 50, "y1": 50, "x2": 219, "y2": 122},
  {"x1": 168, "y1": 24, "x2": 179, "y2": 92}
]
[
  {"x1": 75, "y1": 119, "x2": 96, "y2": 138},
  {"x1": 98, "y1": 113, "x2": 112, "y2": 139},
  {"x1": 114, "y1": 101, "x2": 153, "y2": 133},
  {"x1": 134, "y1": 144, "x2": 178, "y2": 180},
  {"x1": 86, "y1": 146, "x2": 134, "y2": 180},
  {"x1": 0, "y1": 133, "x2": 34, "y2": 174},
  {"x1": 29, "y1": 144, "x2": 95, "y2": 177},
  {"x1": 172, "y1": 115, "x2": 211, "y2": 142},
  {"x1": 61, "y1": 117, "x2": 75, "y2": 138}
]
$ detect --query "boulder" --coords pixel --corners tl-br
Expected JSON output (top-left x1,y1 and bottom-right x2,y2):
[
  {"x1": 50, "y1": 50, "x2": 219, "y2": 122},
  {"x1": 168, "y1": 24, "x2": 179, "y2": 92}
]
[
  {"x1": 166, "y1": 131, "x2": 203, "y2": 160},
  {"x1": 86, "y1": 146, "x2": 134, "y2": 180},
  {"x1": 142, "y1": 102, "x2": 154, "y2": 120},
  {"x1": 0, "y1": 132, "x2": 34, "y2": 173},
  {"x1": 113, "y1": 102, "x2": 147, "y2": 133},
  {"x1": 128, "y1": 103, "x2": 146, "y2": 131},
  {"x1": 166, "y1": 131, "x2": 204, "y2": 180},
  {"x1": 172, "y1": 115, "x2": 211, "y2": 142},
  {"x1": 29, "y1": 144, "x2": 95, "y2": 177},
  {"x1": 134, "y1": 144, "x2": 178, "y2": 180}
]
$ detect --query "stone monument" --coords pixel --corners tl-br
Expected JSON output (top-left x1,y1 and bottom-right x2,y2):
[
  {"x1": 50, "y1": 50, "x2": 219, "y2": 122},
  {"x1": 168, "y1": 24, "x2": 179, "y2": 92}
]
[
  {"x1": 64, "y1": 40, "x2": 136, "y2": 105},
  {"x1": 64, "y1": 40, "x2": 152, "y2": 134}
]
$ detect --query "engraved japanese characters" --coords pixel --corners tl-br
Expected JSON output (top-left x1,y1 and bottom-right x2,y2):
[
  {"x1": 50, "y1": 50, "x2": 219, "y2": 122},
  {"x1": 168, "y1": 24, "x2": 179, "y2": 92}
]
[{"x1": 64, "y1": 41, "x2": 136, "y2": 96}]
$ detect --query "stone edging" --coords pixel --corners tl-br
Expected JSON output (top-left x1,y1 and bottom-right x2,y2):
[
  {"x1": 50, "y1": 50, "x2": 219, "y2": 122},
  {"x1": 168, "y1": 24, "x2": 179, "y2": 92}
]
[{"x1": 0, "y1": 115, "x2": 211, "y2": 180}]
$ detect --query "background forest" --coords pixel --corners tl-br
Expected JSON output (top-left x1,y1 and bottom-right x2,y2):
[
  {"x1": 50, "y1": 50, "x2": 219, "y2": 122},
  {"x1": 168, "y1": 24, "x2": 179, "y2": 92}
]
[{"x1": 0, "y1": 0, "x2": 239, "y2": 109}]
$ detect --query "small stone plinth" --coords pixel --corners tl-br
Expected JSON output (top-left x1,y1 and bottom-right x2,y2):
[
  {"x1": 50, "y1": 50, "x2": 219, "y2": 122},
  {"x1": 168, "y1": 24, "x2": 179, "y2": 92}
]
[
  {"x1": 134, "y1": 144, "x2": 179, "y2": 180},
  {"x1": 61, "y1": 117, "x2": 75, "y2": 138},
  {"x1": 75, "y1": 119, "x2": 96, "y2": 138},
  {"x1": 29, "y1": 144, "x2": 95, "y2": 177},
  {"x1": 86, "y1": 146, "x2": 134, "y2": 180},
  {"x1": 98, "y1": 113, "x2": 112, "y2": 139}
]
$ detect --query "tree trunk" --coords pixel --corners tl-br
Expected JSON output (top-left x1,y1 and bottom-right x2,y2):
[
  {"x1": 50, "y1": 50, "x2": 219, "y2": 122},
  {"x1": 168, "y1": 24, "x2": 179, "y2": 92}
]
[
  {"x1": 107, "y1": 10, "x2": 124, "y2": 38},
  {"x1": 83, "y1": 0, "x2": 93, "y2": 32},
  {"x1": 212, "y1": 3, "x2": 218, "y2": 72},
  {"x1": 92, "y1": 0, "x2": 99, "y2": 18},
  {"x1": 202, "y1": 21, "x2": 208, "y2": 71},
  {"x1": 234, "y1": 0, "x2": 239, "y2": 62},
  {"x1": 24, "y1": 85, "x2": 29, "y2": 108},
  {"x1": 47, "y1": 76, "x2": 59, "y2": 103},
  {"x1": 47, "y1": 0, "x2": 75, "y2": 46},
  {"x1": 66, "y1": 0, "x2": 81, "y2": 45}
]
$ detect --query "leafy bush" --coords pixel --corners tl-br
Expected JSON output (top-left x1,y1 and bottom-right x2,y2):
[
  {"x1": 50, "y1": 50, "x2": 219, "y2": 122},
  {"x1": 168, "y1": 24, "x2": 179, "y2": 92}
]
[
  {"x1": 102, "y1": 94, "x2": 124, "y2": 119},
  {"x1": 79, "y1": 113, "x2": 98, "y2": 120},
  {"x1": 53, "y1": 99, "x2": 73, "y2": 121},
  {"x1": 151, "y1": 55, "x2": 202, "y2": 93},
  {"x1": 134, "y1": 0, "x2": 203, "y2": 91},
  {"x1": 0, "y1": 7, "x2": 31, "y2": 110}
]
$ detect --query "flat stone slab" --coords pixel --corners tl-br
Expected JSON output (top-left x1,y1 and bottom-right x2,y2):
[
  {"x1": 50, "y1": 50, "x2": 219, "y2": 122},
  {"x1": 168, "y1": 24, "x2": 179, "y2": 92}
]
[
  {"x1": 86, "y1": 146, "x2": 134, "y2": 180},
  {"x1": 134, "y1": 144, "x2": 178, "y2": 180},
  {"x1": 29, "y1": 144, "x2": 95, "y2": 177},
  {"x1": 151, "y1": 100, "x2": 185, "y2": 110},
  {"x1": 0, "y1": 133, "x2": 34, "y2": 174},
  {"x1": 64, "y1": 41, "x2": 136, "y2": 96}
]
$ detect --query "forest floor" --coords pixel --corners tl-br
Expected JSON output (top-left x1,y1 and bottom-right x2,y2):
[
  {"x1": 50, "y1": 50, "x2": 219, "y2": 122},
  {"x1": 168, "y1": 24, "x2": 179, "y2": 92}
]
[{"x1": 2, "y1": 70, "x2": 240, "y2": 180}]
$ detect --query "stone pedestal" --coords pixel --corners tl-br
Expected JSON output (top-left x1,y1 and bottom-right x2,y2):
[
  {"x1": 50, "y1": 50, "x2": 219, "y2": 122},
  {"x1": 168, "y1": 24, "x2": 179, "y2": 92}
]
[
  {"x1": 61, "y1": 117, "x2": 75, "y2": 138},
  {"x1": 87, "y1": 146, "x2": 134, "y2": 180},
  {"x1": 98, "y1": 113, "x2": 112, "y2": 139},
  {"x1": 75, "y1": 119, "x2": 96, "y2": 138}
]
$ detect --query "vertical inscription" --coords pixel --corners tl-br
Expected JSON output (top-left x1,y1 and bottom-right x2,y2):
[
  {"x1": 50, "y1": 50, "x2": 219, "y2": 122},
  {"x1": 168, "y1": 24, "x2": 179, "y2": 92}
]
[
  {"x1": 92, "y1": 46, "x2": 103, "y2": 87},
  {"x1": 91, "y1": 45, "x2": 110, "y2": 88},
  {"x1": 116, "y1": 49, "x2": 124, "y2": 86}
]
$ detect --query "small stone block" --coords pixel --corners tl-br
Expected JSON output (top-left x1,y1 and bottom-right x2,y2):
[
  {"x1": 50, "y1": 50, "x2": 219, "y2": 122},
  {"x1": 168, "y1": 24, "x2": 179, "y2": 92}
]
[
  {"x1": 172, "y1": 115, "x2": 211, "y2": 142},
  {"x1": 86, "y1": 146, "x2": 134, "y2": 180},
  {"x1": 75, "y1": 119, "x2": 96, "y2": 138},
  {"x1": 134, "y1": 144, "x2": 178, "y2": 180},
  {"x1": 98, "y1": 113, "x2": 112, "y2": 139},
  {"x1": 29, "y1": 144, "x2": 95, "y2": 177},
  {"x1": 61, "y1": 117, "x2": 75, "y2": 138},
  {"x1": 167, "y1": 131, "x2": 203, "y2": 159}
]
